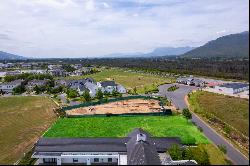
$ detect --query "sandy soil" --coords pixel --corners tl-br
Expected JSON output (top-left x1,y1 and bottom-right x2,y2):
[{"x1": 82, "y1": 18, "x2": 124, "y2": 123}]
[{"x1": 66, "y1": 99, "x2": 162, "y2": 115}]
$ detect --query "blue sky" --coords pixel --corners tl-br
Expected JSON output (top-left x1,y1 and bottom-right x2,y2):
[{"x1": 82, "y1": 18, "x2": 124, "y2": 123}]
[{"x1": 0, "y1": 0, "x2": 249, "y2": 58}]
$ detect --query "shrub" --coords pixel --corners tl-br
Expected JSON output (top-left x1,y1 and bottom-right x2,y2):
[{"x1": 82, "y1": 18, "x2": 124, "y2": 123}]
[
  {"x1": 182, "y1": 108, "x2": 192, "y2": 120},
  {"x1": 168, "y1": 144, "x2": 182, "y2": 160},
  {"x1": 217, "y1": 144, "x2": 227, "y2": 154}
]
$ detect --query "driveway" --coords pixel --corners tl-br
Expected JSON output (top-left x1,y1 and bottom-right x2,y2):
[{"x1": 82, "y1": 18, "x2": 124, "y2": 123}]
[
  {"x1": 158, "y1": 83, "x2": 249, "y2": 165},
  {"x1": 158, "y1": 83, "x2": 197, "y2": 109}
]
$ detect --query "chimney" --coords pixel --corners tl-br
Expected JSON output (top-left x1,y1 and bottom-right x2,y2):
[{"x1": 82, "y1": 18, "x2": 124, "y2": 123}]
[{"x1": 136, "y1": 133, "x2": 146, "y2": 142}]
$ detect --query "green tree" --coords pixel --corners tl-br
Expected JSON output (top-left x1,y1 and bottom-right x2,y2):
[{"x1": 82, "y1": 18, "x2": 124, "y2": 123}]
[
  {"x1": 96, "y1": 89, "x2": 103, "y2": 100},
  {"x1": 12, "y1": 85, "x2": 26, "y2": 95},
  {"x1": 182, "y1": 108, "x2": 192, "y2": 120},
  {"x1": 82, "y1": 90, "x2": 91, "y2": 102},
  {"x1": 133, "y1": 87, "x2": 137, "y2": 94},
  {"x1": 66, "y1": 89, "x2": 79, "y2": 98},
  {"x1": 168, "y1": 144, "x2": 182, "y2": 160}
]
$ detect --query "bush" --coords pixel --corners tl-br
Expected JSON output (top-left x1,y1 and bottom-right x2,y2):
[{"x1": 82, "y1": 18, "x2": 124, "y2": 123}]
[
  {"x1": 96, "y1": 89, "x2": 103, "y2": 100},
  {"x1": 168, "y1": 144, "x2": 182, "y2": 160},
  {"x1": 217, "y1": 144, "x2": 227, "y2": 154},
  {"x1": 82, "y1": 91, "x2": 91, "y2": 102},
  {"x1": 12, "y1": 85, "x2": 26, "y2": 95},
  {"x1": 66, "y1": 89, "x2": 79, "y2": 98},
  {"x1": 182, "y1": 108, "x2": 192, "y2": 120}
]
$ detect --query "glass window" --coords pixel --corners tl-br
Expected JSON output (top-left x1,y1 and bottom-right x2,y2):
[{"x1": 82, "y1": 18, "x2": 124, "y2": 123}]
[
  {"x1": 108, "y1": 158, "x2": 112, "y2": 162},
  {"x1": 73, "y1": 158, "x2": 78, "y2": 163},
  {"x1": 94, "y1": 158, "x2": 99, "y2": 162}
]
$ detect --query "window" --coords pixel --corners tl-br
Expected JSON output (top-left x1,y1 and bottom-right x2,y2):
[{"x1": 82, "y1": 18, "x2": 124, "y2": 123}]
[
  {"x1": 108, "y1": 158, "x2": 112, "y2": 162},
  {"x1": 94, "y1": 158, "x2": 99, "y2": 162},
  {"x1": 73, "y1": 158, "x2": 78, "y2": 163},
  {"x1": 43, "y1": 158, "x2": 56, "y2": 163}
]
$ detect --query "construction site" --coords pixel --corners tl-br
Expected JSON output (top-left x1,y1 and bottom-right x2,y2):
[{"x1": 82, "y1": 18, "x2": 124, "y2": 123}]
[{"x1": 66, "y1": 99, "x2": 164, "y2": 116}]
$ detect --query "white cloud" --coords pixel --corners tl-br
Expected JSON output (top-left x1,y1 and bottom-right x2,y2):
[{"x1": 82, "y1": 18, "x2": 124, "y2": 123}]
[{"x1": 0, "y1": 0, "x2": 248, "y2": 58}]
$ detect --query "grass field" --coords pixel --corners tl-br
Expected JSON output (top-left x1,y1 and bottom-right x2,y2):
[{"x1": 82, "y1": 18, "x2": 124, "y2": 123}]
[
  {"x1": 189, "y1": 91, "x2": 249, "y2": 136},
  {"x1": 44, "y1": 115, "x2": 209, "y2": 145},
  {"x1": 62, "y1": 68, "x2": 173, "y2": 93},
  {"x1": 0, "y1": 96, "x2": 57, "y2": 164}
]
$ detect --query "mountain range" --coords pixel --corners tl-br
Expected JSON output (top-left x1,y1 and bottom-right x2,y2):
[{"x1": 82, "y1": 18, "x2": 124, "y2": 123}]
[
  {"x1": 0, "y1": 51, "x2": 26, "y2": 60},
  {"x1": 182, "y1": 31, "x2": 249, "y2": 58},
  {"x1": 102, "y1": 46, "x2": 195, "y2": 58},
  {"x1": 0, "y1": 31, "x2": 249, "y2": 60}
]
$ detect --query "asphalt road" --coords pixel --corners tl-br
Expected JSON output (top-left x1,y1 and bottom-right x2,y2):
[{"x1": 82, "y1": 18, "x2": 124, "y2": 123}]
[
  {"x1": 158, "y1": 83, "x2": 249, "y2": 165},
  {"x1": 158, "y1": 83, "x2": 197, "y2": 110}
]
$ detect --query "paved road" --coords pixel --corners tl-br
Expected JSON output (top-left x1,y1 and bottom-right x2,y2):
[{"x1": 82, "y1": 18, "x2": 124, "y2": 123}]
[
  {"x1": 158, "y1": 83, "x2": 249, "y2": 165},
  {"x1": 158, "y1": 83, "x2": 197, "y2": 110}
]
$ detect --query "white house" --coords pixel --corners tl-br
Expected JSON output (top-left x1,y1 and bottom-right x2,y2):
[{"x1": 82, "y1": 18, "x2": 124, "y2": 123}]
[
  {"x1": 31, "y1": 128, "x2": 197, "y2": 165},
  {"x1": 214, "y1": 83, "x2": 249, "y2": 94},
  {"x1": 117, "y1": 84, "x2": 127, "y2": 94},
  {"x1": 0, "y1": 79, "x2": 23, "y2": 93},
  {"x1": 84, "y1": 82, "x2": 99, "y2": 97},
  {"x1": 97, "y1": 81, "x2": 117, "y2": 93}
]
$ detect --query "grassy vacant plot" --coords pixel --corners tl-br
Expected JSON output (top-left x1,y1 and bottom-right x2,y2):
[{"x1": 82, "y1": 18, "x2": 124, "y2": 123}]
[
  {"x1": 44, "y1": 116, "x2": 209, "y2": 145},
  {"x1": 189, "y1": 91, "x2": 249, "y2": 136},
  {"x1": 63, "y1": 68, "x2": 173, "y2": 93},
  {"x1": 0, "y1": 96, "x2": 57, "y2": 164}
]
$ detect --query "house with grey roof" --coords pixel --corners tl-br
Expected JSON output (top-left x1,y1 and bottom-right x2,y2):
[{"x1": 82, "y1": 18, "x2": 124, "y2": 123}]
[
  {"x1": 97, "y1": 81, "x2": 127, "y2": 94},
  {"x1": 31, "y1": 128, "x2": 197, "y2": 165},
  {"x1": 214, "y1": 83, "x2": 249, "y2": 94},
  {"x1": 25, "y1": 79, "x2": 49, "y2": 91},
  {"x1": 68, "y1": 78, "x2": 96, "y2": 95},
  {"x1": 0, "y1": 79, "x2": 23, "y2": 94},
  {"x1": 177, "y1": 76, "x2": 205, "y2": 87}
]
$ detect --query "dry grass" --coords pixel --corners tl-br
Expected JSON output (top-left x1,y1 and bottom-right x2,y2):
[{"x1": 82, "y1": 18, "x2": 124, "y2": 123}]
[{"x1": 0, "y1": 96, "x2": 57, "y2": 164}]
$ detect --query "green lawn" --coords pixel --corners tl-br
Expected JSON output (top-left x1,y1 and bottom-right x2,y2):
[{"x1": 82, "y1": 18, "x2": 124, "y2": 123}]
[
  {"x1": 0, "y1": 96, "x2": 57, "y2": 164},
  {"x1": 62, "y1": 68, "x2": 174, "y2": 93},
  {"x1": 44, "y1": 115, "x2": 209, "y2": 145},
  {"x1": 189, "y1": 91, "x2": 249, "y2": 136}
]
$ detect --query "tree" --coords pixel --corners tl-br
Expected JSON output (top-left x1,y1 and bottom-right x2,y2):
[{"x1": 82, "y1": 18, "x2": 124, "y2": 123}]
[
  {"x1": 66, "y1": 89, "x2": 78, "y2": 98},
  {"x1": 133, "y1": 87, "x2": 137, "y2": 94},
  {"x1": 182, "y1": 108, "x2": 192, "y2": 120},
  {"x1": 96, "y1": 89, "x2": 103, "y2": 100},
  {"x1": 12, "y1": 85, "x2": 26, "y2": 95},
  {"x1": 168, "y1": 144, "x2": 182, "y2": 160},
  {"x1": 82, "y1": 90, "x2": 91, "y2": 102}
]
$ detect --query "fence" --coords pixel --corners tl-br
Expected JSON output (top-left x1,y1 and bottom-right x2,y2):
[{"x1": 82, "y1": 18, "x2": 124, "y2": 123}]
[
  {"x1": 62, "y1": 95, "x2": 162, "y2": 111},
  {"x1": 66, "y1": 109, "x2": 172, "y2": 118}
]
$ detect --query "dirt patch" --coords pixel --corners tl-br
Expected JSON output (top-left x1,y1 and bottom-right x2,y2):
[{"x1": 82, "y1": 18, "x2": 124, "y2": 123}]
[{"x1": 67, "y1": 99, "x2": 162, "y2": 115}]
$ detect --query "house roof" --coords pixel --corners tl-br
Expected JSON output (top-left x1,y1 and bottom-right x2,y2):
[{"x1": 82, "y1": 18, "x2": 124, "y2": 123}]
[
  {"x1": 34, "y1": 128, "x2": 182, "y2": 165},
  {"x1": 218, "y1": 83, "x2": 249, "y2": 89},
  {"x1": 100, "y1": 81, "x2": 116, "y2": 87}
]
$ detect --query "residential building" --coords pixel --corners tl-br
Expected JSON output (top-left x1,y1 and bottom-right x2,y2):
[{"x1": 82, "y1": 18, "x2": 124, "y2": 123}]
[
  {"x1": 21, "y1": 63, "x2": 32, "y2": 68},
  {"x1": 84, "y1": 82, "x2": 99, "y2": 97},
  {"x1": 48, "y1": 69, "x2": 66, "y2": 77},
  {"x1": 117, "y1": 84, "x2": 127, "y2": 94},
  {"x1": 214, "y1": 83, "x2": 249, "y2": 94},
  {"x1": 97, "y1": 81, "x2": 117, "y2": 93},
  {"x1": 5, "y1": 70, "x2": 21, "y2": 76},
  {"x1": 0, "y1": 79, "x2": 22, "y2": 93},
  {"x1": 68, "y1": 78, "x2": 95, "y2": 95},
  {"x1": 176, "y1": 76, "x2": 205, "y2": 87},
  {"x1": 21, "y1": 70, "x2": 47, "y2": 74},
  {"x1": 32, "y1": 128, "x2": 197, "y2": 165},
  {"x1": 25, "y1": 79, "x2": 49, "y2": 91}
]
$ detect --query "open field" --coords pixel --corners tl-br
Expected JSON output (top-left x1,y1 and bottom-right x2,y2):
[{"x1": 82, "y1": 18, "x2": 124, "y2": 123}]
[
  {"x1": 63, "y1": 68, "x2": 173, "y2": 93},
  {"x1": 188, "y1": 91, "x2": 249, "y2": 156},
  {"x1": 66, "y1": 99, "x2": 162, "y2": 115},
  {"x1": 44, "y1": 115, "x2": 209, "y2": 145},
  {"x1": 189, "y1": 91, "x2": 249, "y2": 136},
  {"x1": 0, "y1": 96, "x2": 58, "y2": 164}
]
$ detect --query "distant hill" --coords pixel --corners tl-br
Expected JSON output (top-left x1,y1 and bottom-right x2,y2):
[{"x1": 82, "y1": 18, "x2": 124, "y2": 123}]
[
  {"x1": 102, "y1": 46, "x2": 195, "y2": 58},
  {"x1": 182, "y1": 31, "x2": 249, "y2": 59},
  {"x1": 0, "y1": 51, "x2": 26, "y2": 60}
]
